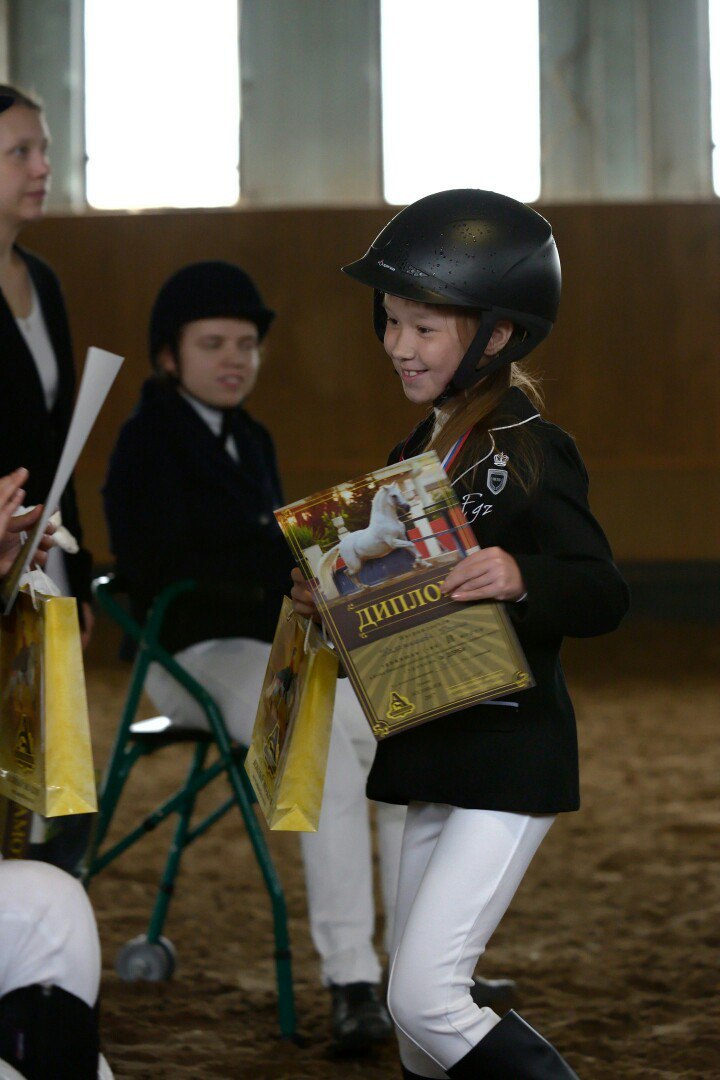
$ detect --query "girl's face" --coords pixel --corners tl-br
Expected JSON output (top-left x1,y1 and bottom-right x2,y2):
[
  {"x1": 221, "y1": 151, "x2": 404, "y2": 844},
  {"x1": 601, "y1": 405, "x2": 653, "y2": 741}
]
[
  {"x1": 383, "y1": 295, "x2": 469, "y2": 404},
  {"x1": 0, "y1": 105, "x2": 50, "y2": 227},
  {"x1": 159, "y1": 317, "x2": 261, "y2": 409}
]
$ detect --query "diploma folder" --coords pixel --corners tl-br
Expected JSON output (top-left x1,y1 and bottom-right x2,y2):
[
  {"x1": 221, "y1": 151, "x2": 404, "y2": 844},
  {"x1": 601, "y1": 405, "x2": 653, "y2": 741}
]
[{"x1": 275, "y1": 452, "x2": 533, "y2": 739}]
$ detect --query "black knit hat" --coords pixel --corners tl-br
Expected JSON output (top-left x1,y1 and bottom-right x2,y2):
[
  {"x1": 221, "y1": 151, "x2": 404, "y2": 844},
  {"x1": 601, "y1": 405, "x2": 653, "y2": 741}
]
[{"x1": 149, "y1": 260, "x2": 275, "y2": 365}]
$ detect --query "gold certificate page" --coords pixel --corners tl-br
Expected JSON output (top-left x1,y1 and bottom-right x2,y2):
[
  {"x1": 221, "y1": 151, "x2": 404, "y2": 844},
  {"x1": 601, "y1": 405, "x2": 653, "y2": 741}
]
[
  {"x1": 330, "y1": 565, "x2": 532, "y2": 737},
  {"x1": 275, "y1": 452, "x2": 533, "y2": 739}
]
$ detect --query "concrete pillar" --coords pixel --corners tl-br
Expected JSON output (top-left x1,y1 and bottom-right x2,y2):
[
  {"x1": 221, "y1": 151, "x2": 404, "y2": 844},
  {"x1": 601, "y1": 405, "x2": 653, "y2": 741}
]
[
  {"x1": 239, "y1": 0, "x2": 382, "y2": 204},
  {"x1": 7, "y1": 0, "x2": 85, "y2": 210},
  {"x1": 648, "y1": 0, "x2": 712, "y2": 197},
  {"x1": 0, "y1": 1, "x2": 9, "y2": 81},
  {"x1": 540, "y1": 0, "x2": 713, "y2": 199}
]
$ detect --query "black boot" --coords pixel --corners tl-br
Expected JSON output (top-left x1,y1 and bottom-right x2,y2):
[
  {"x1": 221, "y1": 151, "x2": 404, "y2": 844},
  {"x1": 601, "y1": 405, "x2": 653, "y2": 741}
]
[
  {"x1": 0, "y1": 984, "x2": 100, "y2": 1080},
  {"x1": 446, "y1": 1011, "x2": 580, "y2": 1079},
  {"x1": 469, "y1": 974, "x2": 518, "y2": 1012},
  {"x1": 329, "y1": 981, "x2": 393, "y2": 1055}
]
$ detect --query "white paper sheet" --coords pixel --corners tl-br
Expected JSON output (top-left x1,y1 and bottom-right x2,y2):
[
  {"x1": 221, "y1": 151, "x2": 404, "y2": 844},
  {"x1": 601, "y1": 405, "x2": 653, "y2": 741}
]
[{"x1": 1, "y1": 346, "x2": 124, "y2": 613}]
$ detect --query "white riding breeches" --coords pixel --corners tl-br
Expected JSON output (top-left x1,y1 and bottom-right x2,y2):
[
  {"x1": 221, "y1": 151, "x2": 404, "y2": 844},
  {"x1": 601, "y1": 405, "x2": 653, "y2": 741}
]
[
  {"x1": 388, "y1": 803, "x2": 555, "y2": 1077},
  {"x1": 0, "y1": 860, "x2": 100, "y2": 1008},
  {"x1": 145, "y1": 637, "x2": 405, "y2": 986}
]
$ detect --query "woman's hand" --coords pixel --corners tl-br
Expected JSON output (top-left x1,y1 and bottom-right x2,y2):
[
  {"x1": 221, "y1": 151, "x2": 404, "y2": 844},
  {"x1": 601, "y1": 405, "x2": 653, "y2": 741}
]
[
  {"x1": 290, "y1": 566, "x2": 321, "y2": 622},
  {"x1": 0, "y1": 469, "x2": 39, "y2": 574},
  {"x1": 440, "y1": 547, "x2": 526, "y2": 603},
  {"x1": 0, "y1": 467, "x2": 29, "y2": 535},
  {"x1": 0, "y1": 469, "x2": 56, "y2": 576}
]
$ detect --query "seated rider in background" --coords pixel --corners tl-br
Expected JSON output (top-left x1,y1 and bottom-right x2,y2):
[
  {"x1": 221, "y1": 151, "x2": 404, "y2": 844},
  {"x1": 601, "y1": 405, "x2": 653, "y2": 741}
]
[{"x1": 103, "y1": 261, "x2": 404, "y2": 1053}]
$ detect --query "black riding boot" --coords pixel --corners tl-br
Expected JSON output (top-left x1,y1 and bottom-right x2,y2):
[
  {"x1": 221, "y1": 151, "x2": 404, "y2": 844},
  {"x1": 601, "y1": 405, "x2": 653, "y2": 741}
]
[
  {"x1": 0, "y1": 984, "x2": 100, "y2": 1080},
  {"x1": 446, "y1": 1011, "x2": 580, "y2": 1079},
  {"x1": 470, "y1": 974, "x2": 518, "y2": 1011}
]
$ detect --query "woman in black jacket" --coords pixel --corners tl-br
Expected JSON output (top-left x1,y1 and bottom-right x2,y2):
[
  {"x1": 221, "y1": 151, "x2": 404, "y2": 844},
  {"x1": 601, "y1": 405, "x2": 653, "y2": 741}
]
[
  {"x1": 291, "y1": 189, "x2": 629, "y2": 1079},
  {"x1": 0, "y1": 85, "x2": 92, "y2": 639}
]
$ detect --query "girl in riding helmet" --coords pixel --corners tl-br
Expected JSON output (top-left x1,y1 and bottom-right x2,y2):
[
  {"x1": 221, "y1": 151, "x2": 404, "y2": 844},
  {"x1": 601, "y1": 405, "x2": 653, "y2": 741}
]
[{"x1": 291, "y1": 189, "x2": 629, "y2": 1079}]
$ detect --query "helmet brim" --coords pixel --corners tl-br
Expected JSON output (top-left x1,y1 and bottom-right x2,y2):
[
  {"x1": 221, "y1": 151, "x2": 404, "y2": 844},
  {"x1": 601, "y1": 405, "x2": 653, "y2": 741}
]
[{"x1": 342, "y1": 254, "x2": 476, "y2": 308}]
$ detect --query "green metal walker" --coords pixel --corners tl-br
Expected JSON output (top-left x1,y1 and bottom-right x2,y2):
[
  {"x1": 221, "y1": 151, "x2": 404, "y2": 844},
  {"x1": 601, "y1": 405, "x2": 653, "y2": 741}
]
[{"x1": 82, "y1": 574, "x2": 297, "y2": 1040}]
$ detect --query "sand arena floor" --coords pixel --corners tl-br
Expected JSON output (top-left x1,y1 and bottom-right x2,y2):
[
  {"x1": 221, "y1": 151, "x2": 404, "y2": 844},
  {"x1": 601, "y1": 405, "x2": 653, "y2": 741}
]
[{"x1": 82, "y1": 615, "x2": 719, "y2": 1079}]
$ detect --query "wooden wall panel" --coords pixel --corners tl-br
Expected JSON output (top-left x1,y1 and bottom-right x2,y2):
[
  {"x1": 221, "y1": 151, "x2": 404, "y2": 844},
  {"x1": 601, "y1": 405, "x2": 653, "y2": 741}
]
[{"x1": 18, "y1": 203, "x2": 720, "y2": 564}]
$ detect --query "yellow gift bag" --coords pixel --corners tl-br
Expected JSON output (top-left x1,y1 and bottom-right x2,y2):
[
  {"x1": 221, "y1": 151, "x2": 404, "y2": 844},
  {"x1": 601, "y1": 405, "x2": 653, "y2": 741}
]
[
  {"x1": 245, "y1": 597, "x2": 338, "y2": 831},
  {"x1": 0, "y1": 588, "x2": 97, "y2": 817},
  {"x1": 0, "y1": 794, "x2": 33, "y2": 857}
]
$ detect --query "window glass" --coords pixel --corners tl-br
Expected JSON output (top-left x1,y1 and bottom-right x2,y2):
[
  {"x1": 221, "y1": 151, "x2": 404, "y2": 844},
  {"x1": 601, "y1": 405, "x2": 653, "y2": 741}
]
[
  {"x1": 85, "y1": 0, "x2": 240, "y2": 209},
  {"x1": 381, "y1": 0, "x2": 541, "y2": 204}
]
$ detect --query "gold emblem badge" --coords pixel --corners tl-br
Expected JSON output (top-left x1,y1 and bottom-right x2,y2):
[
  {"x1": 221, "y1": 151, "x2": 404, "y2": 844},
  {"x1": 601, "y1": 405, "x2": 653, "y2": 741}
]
[{"x1": 386, "y1": 691, "x2": 415, "y2": 722}]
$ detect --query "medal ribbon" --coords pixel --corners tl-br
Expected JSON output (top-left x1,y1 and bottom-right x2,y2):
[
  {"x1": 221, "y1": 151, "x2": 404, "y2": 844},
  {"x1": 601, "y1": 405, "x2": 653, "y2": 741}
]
[
  {"x1": 399, "y1": 425, "x2": 472, "y2": 472},
  {"x1": 440, "y1": 428, "x2": 473, "y2": 473}
]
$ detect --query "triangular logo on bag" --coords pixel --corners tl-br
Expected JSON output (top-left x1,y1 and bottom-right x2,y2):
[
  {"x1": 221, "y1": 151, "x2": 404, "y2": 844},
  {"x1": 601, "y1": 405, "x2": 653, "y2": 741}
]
[
  {"x1": 13, "y1": 714, "x2": 34, "y2": 772},
  {"x1": 386, "y1": 691, "x2": 415, "y2": 721},
  {"x1": 263, "y1": 725, "x2": 281, "y2": 777}
]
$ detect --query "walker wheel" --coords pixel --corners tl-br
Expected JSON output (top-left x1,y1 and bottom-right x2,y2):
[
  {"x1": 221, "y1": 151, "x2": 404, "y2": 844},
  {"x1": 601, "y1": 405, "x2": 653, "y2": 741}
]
[{"x1": 115, "y1": 934, "x2": 176, "y2": 981}]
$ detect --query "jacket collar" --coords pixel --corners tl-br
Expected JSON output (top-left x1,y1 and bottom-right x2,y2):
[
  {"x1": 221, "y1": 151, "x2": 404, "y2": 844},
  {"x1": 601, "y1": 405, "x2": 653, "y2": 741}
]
[
  {"x1": 140, "y1": 375, "x2": 248, "y2": 421},
  {"x1": 488, "y1": 386, "x2": 541, "y2": 430},
  {"x1": 137, "y1": 376, "x2": 268, "y2": 487},
  {"x1": 399, "y1": 386, "x2": 541, "y2": 461}
]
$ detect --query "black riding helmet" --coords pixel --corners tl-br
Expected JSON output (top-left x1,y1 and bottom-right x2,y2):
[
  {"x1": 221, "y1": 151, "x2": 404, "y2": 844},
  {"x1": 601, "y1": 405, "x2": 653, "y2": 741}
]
[
  {"x1": 148, "y1": 260, "x2": 275, "y2": 367},
  {"x1": 342, "y1": 189, "x2": 561, "y2": 394}
]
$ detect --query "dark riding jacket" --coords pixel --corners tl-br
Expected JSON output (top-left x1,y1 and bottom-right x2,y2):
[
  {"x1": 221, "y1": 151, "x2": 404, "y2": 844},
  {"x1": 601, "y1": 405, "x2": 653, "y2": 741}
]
[
  {"x1": 366, "y1": 387, "x2": 630, "y2": 814},
  {"x1": 0, "y1": 247, "x2": 92, "y2": 604},
  {"x1": 103, "y1": 378, "x2": 293, "y2": 654}
]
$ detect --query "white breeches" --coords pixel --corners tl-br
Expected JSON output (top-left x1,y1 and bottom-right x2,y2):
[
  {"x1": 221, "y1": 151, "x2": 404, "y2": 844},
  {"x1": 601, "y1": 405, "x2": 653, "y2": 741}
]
[
  {"x1": 388, "y1": 803, "x2": 555, "y2": 1077},
  {"x1": 145, "y1": 638, "x2": 405, "y2": 985},
  {"x1": 0, "y1": 860, "x2": 100, "y2": 1008}
]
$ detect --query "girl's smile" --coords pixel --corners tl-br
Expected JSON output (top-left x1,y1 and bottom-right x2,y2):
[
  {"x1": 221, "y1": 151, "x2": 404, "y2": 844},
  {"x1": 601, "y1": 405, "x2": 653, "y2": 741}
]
[{"x1": 383, "y1": 295, "x2": 465, "y2": 404}]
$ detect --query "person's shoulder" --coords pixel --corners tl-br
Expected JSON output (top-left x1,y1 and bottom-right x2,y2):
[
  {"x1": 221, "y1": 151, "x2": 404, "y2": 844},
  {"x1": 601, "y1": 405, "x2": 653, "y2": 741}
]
[
  {"x1": 106, "y1": 384, "x2": 196, "y2": 497},
  {"x1": 16, "y1": 246, "x2": 68, "y2": 314},
  {"x1": 530, "y1": 417, "x2": 589, "y2": 488},
  {"x1": 493, "y1": 388, "x2": 579, "y2": 453},
  {"x1": 489, "y1": 388, "x2": 588, "y2": 486},
  {"x1": 114, "y1": 380, "x2": 180, "y2": 448},
  {"x1": 533, "y1": 416, "x2": 577, "y2": 450},
  {"x1": 15, "y1": 245, "x2": 60, "y2": 288},
  {"x1": 533, "y1": 415, "x2": 584, "y2": 456}
]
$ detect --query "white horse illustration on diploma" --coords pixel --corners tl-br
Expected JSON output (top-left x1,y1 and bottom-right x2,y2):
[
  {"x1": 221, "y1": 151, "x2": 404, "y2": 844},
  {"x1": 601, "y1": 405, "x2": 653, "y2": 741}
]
[{"x1": 316, "y1": 482, "x2": 427, "y2": 599}]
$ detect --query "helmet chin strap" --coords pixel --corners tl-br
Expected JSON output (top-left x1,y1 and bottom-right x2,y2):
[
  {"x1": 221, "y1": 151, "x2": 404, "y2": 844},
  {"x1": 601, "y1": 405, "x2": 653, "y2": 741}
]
[{"x1": 434, "y1": 311, "x2": 508, "y2": 405}]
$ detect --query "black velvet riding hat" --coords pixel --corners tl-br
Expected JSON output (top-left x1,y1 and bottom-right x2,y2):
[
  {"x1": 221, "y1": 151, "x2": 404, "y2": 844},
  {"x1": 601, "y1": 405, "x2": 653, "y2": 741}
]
[{"x1": 148, "y1": 260, "x2": 275, "y2": 364}]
